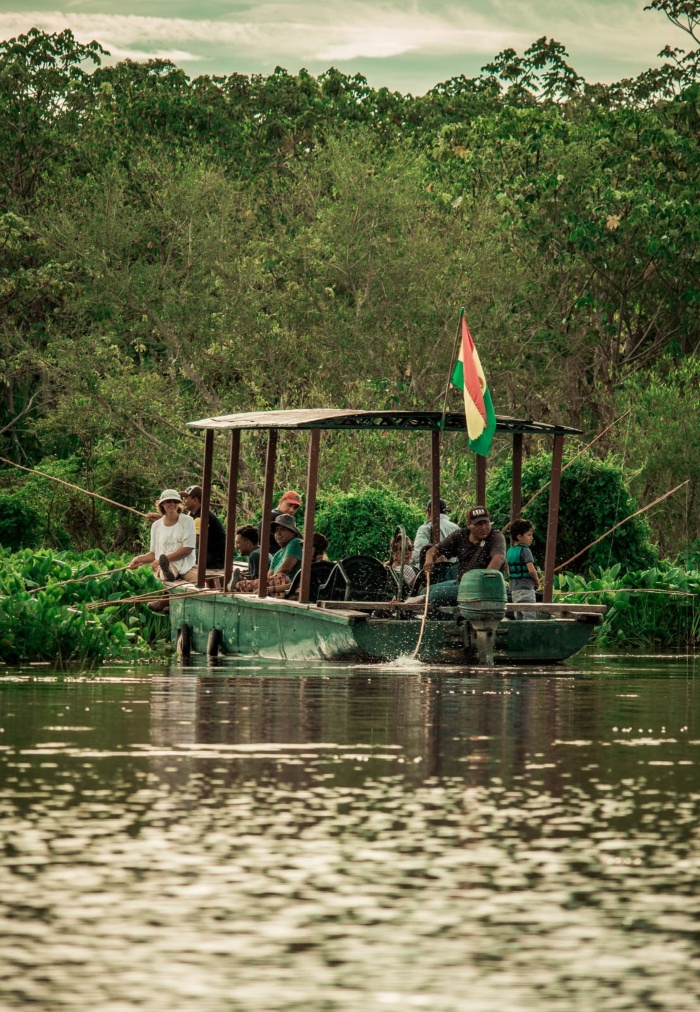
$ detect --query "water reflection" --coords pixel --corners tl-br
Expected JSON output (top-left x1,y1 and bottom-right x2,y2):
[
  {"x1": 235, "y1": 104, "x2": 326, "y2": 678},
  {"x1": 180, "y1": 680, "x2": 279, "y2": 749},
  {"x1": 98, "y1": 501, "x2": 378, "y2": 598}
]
[{"x1": 0, "y1": 655, "x2": 698, "y2": 1010}]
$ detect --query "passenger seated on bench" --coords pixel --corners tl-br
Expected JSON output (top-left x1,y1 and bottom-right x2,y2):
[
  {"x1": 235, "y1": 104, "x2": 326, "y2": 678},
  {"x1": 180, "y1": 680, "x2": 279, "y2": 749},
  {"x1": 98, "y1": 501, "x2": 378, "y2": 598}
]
[
  {"x1": 411, "y1": 499, "x2": 459, "y2": 568},
  {"x1": 236, "y1": 513, "x2": 303, "y2": 595},
  {"x1": 283, "y1": 533, "x2": 331, "y2": 600},
  {"x1": 228, "y1": 525, "x2": 272, "y2": 591},
  {"x1": 311, "y1": 532, "x2": 329, "y2": 562},
  {"x1": 386, "y1": 533, "x2": 418, "y2": 592}
]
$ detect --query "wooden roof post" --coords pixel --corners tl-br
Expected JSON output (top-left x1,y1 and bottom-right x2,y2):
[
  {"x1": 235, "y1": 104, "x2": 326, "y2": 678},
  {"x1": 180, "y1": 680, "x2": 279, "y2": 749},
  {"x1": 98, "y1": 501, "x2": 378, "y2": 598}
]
[
  {"x1": 299, "y1": 428, "x2": 321, "y2": 603},
  {"x1": 511, "y1": 432, "x2": 523, "y2": 522},
  {"x1": 476, "y1": 453, "x2": 487, "y2": 506},
  {"x1": 196, "y1": 428, "x2": 214, "y2": 588},
  {"x1": 431, "y1": 430, "x2": 441, "y2": 545},
  {"x1": 258, "y1": 429, "x2": 278, "y2": 598},
  {"x1": 223, "y1": 430, "x2": 241, "y2": 591},
  {"x1": 542, "y1": 433, "x2": 564, "y2": 603}
]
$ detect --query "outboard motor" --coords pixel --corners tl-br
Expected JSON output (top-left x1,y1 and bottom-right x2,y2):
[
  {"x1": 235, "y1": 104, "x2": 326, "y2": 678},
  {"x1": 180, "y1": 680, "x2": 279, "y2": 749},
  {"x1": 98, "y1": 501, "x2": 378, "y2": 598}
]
[{"x1": 457, "y1": 569, "x2": 507, "y2": 666}]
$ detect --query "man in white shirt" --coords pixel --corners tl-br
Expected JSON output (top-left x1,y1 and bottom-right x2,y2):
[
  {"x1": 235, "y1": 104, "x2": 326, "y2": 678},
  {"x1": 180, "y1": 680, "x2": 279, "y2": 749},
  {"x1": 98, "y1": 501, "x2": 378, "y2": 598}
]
[{"x1": 411, "y1": 498, "x2": 460, "y2": 568}]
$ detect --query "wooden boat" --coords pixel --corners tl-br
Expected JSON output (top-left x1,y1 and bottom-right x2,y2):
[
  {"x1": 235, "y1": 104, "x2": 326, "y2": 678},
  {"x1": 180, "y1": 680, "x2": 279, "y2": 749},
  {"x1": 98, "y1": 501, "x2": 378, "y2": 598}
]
[{"x1": 169, "y1": 409, "x2": 605, "y2": 666}]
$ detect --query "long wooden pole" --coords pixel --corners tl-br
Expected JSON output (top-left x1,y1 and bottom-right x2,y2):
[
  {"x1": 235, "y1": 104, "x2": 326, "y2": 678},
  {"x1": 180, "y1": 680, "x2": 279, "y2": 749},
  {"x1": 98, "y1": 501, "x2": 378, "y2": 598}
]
[
  {"x1": 519, "y1": 409, "x2": 631, "y2": 517},
  {"x1": 542, "y1": 434, "x2": 564, "y2": 602},
  {"x1": 258, "y1": 429, "x2": 278, "y2": 599},
  {"x1": 476, "y1": 454, "x2": 487, "y2": 506},
  {"x1": 555, "y1": 480, "x2": 689, "y2": 572},
  {"x1": 196, "y1": 429, "x2": 214, "y2": 588},
  {"x1": 430, "y1": 431, "x2": 441, "y2": 545},
  {"x1": 223, "y1": 430, "x2": 241, "y2": 591},
  {"x1": 0, "y1": 455, "x2": 148, "y2": 517},
  {"x1": 299, "y1": 429, "x2": 321, "y2": 603},
  {"x1": 29, "y1": 564, "x2": 130, "y2": 595}
]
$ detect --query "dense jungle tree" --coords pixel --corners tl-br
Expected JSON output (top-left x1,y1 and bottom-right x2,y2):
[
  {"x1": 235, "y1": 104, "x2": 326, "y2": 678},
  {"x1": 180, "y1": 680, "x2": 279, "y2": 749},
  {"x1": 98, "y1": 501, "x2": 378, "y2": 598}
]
[{"x1": 0, "y1": 2, "x2": 698, "y2": 554}]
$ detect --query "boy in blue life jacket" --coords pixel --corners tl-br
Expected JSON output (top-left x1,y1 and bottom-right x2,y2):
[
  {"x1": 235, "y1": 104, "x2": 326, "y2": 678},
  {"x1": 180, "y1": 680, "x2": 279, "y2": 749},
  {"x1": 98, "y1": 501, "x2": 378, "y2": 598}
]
[{"x1": 507, "y1": 519, "x2": 540, "y2": 619}]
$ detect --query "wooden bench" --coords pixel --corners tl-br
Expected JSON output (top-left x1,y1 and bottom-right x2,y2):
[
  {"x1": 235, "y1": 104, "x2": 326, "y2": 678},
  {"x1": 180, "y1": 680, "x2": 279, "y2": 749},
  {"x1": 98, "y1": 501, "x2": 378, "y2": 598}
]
[{"x1": 316, "y1": 600, "x2": 606, "y2": 619}]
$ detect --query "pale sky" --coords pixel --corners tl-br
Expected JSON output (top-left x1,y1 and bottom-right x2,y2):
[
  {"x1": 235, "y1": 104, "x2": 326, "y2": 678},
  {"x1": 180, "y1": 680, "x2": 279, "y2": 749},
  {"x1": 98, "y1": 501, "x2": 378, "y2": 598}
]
[{"x1": 0, "y1": 1, "x2": 682, "y2": 94}]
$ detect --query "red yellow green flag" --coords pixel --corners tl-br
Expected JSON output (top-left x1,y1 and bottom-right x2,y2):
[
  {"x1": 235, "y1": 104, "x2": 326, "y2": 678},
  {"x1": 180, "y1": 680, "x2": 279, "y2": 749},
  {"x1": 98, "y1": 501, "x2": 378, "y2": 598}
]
[{"x1": 450, "y1": 313, "x2": 496, "y2": 457}]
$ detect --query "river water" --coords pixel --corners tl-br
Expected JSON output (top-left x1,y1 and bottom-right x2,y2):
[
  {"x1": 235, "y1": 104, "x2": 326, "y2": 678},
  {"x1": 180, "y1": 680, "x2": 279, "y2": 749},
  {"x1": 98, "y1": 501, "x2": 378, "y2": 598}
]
[{"x1": 1, "y1": 652, "x2": 698, "y2": 1011}]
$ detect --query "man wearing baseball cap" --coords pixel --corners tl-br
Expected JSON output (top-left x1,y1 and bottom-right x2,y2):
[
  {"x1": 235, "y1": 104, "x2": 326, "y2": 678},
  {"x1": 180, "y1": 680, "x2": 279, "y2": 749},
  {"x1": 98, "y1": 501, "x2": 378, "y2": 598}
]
[
  {"x1": 181, "y1": 485, "x2": 226, "y2": 570},
  {"x1": 260, "y1": 490, "x2": 303, "y2": 555},
  {"x1": 410, "y1": 498, "x2": 460, "y2": 568},
  {"x1": 410, "y1": 505, "x2": 506, "y2": 608}
]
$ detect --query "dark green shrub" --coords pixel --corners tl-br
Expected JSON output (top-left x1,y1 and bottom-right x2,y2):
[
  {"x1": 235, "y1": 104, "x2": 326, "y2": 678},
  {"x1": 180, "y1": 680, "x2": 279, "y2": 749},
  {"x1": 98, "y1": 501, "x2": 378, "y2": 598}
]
[
  {"x1": 0, "y1": 492, "x2": 42, "y2": 550},
  {"x1": 678, "y1": 540, "x2": 700, "y2": 571},
  {"x1": 314, "y1": 486, "x2": 424, "y2": 560},
  {"x1": 487, "y1": 453, "x2": 657, "y2": 573}
]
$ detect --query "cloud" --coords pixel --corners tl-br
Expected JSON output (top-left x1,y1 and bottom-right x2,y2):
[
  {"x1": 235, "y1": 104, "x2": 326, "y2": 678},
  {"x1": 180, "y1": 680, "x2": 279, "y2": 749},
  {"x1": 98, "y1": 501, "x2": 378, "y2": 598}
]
[
  {"x1": 0, "y1": 4, "x2": 528, "y2": 64},
  {"x1": 0, "y1": 2, "x2": 671, "y2": 78}
]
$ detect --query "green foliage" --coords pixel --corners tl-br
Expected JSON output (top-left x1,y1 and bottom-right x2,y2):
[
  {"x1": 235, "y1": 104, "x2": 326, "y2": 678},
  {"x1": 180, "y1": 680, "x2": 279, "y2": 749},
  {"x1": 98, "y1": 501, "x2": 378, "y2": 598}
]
[
  {"x1": 0, "y1": 24, "x2": 697, "y2": 560},
  {"x1": 487, "y1": 452, "x2": 658, "y2": 573},
  {"x1": 679, "y1": 539, "x2": 700, "y2": 570},
  {"x1": 0, "y1": 548, "x2": 166, "y2": 666},
  {"x1": 0, "y1": 491, "x2": 41, "y2": 549},
  {"x1": 314, "y1": 487, "x2": 424, "y2": 561},
  {"x1": 556, "y1": 561, "x2": 700, "y2": 649},
  {"x1": 616, "y1": 357, "x2": 700, "y2": 558}
]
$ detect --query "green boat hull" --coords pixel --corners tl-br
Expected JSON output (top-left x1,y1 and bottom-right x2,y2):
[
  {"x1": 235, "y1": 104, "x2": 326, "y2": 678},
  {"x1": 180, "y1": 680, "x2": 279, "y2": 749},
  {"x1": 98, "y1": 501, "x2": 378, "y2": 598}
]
[{"x1": 170, "y1": 592, "x2": 597, "y2": 665}]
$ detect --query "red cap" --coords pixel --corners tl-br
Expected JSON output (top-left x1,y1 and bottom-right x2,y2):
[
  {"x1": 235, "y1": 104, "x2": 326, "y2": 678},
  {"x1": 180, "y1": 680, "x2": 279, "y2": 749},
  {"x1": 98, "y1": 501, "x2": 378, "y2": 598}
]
[{"x1": 281, "y1": 490, "x2": 302, "y2": 505}]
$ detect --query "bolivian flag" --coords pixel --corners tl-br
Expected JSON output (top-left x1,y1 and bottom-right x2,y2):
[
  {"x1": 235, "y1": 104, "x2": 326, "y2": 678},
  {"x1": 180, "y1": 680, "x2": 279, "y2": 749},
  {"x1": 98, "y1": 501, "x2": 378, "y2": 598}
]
[{"x1": 451, "y1": 313, "x2": 496, "y2": 457}]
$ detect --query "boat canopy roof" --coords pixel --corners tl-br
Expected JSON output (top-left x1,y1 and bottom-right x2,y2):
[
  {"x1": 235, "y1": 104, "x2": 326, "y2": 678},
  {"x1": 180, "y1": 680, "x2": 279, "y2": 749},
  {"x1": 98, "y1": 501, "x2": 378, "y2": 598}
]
[{"x1": 187, "y1": 409, "x2": 581, "y2": 436}]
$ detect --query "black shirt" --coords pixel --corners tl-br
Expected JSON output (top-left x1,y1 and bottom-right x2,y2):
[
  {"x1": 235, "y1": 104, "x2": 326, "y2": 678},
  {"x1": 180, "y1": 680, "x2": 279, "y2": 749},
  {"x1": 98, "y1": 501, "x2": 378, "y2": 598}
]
[
  {"x1": 437, "y1": 528, "x2": 507, "y2": 580},
  {"x1": 193, "y1": 508, "x2": 226, "y2": 569}
]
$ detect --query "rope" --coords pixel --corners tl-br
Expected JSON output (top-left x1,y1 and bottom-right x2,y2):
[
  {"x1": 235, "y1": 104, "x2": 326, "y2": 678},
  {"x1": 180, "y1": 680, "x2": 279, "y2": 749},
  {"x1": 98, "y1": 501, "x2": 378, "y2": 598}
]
[{"x1": 412, "y1": 571, "x2": 431, "y2": 659}]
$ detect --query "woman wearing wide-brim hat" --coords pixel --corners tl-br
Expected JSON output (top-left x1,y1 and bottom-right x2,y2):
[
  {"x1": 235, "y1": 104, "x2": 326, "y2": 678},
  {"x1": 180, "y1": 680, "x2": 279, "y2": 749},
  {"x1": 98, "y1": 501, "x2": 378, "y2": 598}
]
[
  {"x1": 237, "y1": 511, "x2": 303, "y2": 596},
  {"x1": 128, "y1": 489, "x2": 198, "y2": 610}
]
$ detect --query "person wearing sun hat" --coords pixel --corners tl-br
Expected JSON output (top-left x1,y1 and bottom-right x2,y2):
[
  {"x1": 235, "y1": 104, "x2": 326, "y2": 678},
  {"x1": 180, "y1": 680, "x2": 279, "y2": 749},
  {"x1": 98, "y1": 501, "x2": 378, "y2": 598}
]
[
  {"x1": 238, "y1": 511, "x2": 304, "y2": 595},
  {"x1": 260, "y1": 490, "x2": 303, "y2": 555},
  {"x1": 128, "y1": 489, "x2": 198, "y2": 599}
]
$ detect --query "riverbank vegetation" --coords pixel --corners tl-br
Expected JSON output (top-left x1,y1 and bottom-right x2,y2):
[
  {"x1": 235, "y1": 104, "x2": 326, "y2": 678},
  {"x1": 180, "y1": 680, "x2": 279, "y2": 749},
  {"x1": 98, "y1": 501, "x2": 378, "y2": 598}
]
[
  {"x1": 0, "y1": 549, "x2": 164, "y2": 666},
  {"x1": 0, "y1": 2, "x2": 698, "y2": 659}
]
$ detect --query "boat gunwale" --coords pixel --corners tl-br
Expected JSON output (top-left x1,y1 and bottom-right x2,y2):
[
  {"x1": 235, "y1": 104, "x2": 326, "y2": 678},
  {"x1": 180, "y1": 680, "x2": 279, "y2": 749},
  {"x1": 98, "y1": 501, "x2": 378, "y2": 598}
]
[{"x1": 170, "y1": 588, "x2": 370, "y2": 623}]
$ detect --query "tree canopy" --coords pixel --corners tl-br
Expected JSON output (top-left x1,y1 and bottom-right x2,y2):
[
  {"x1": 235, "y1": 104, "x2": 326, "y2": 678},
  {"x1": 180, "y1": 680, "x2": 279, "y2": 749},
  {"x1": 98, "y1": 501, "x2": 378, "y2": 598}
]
[{"x1": 0, "y1": 5, "x2": 698, "y2": 557}]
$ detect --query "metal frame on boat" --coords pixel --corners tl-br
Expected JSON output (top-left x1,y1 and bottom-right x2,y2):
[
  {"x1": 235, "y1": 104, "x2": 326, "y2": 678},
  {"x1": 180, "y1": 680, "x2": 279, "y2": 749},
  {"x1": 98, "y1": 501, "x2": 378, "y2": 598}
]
[{"x1": 170, "y1": 409, "x2": 604, "y2": 665}]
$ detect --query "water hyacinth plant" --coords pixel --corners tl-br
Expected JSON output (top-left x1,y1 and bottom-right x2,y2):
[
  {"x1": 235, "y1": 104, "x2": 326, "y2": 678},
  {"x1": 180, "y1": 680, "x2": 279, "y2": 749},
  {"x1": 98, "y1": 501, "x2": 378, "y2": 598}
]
[
  {"x1": 555, "y1": 563, "x2": 700, "y2": 650},
  {"x1": 0, "y1": 548, "x2": 167, "y2": 667}
]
